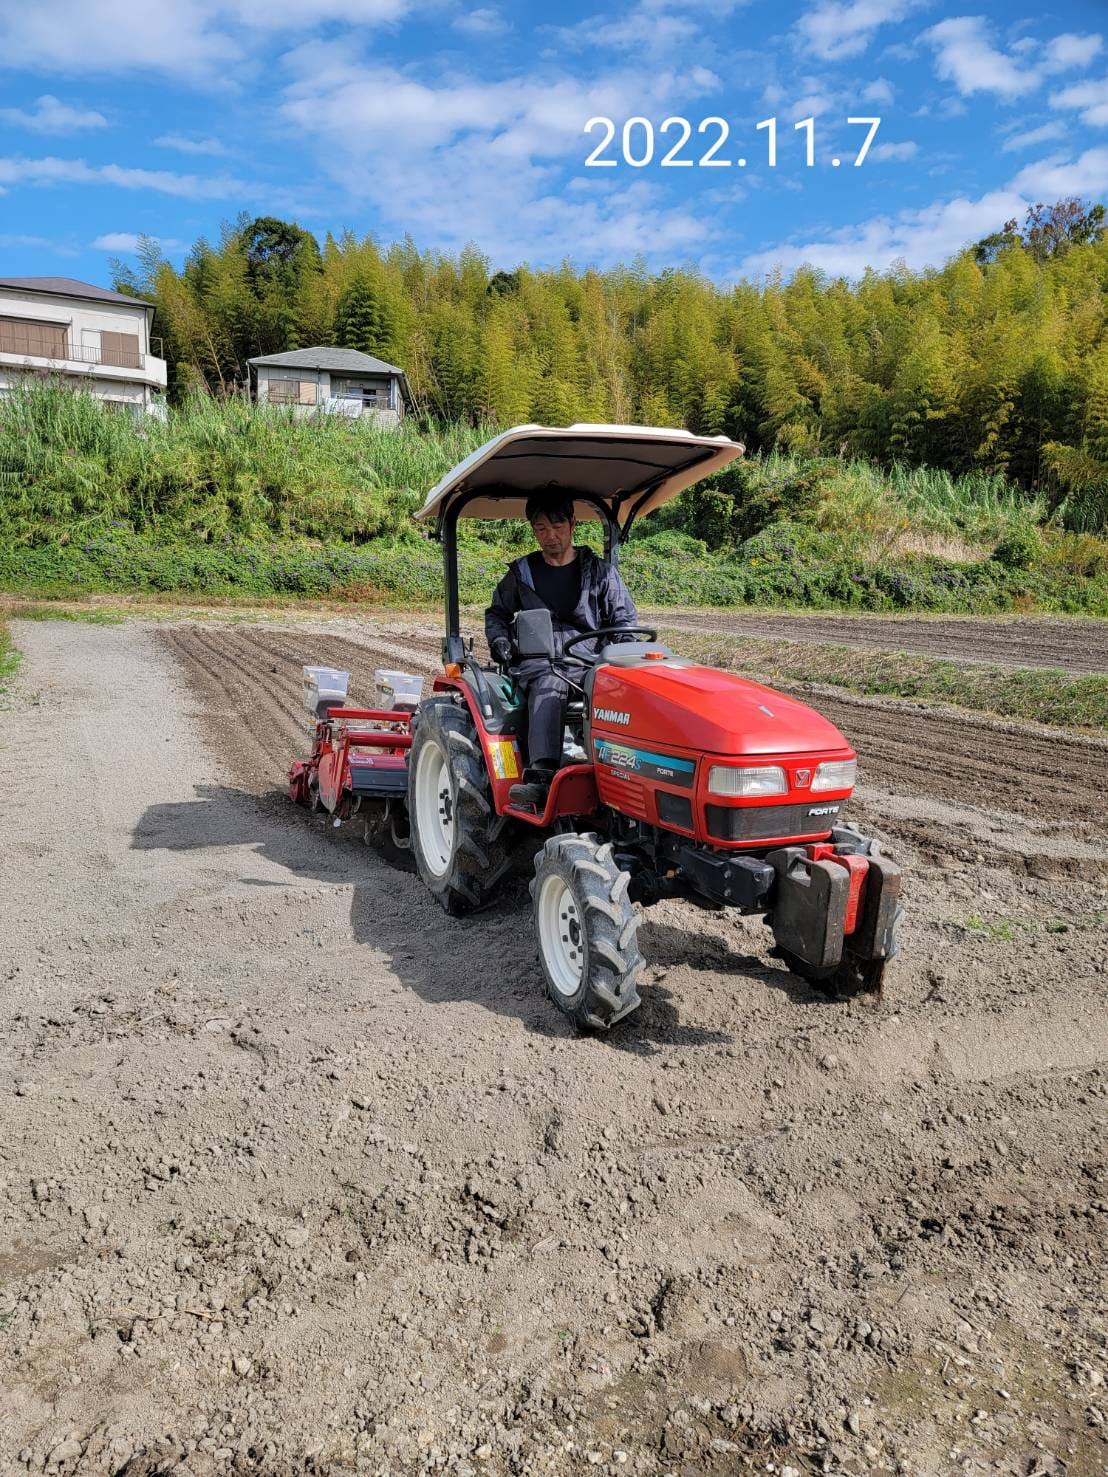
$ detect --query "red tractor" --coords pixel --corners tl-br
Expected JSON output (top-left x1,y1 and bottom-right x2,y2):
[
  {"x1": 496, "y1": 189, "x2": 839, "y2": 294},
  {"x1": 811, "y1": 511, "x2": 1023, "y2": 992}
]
[{"x1": 292, "y1": 424, "x2": 902, "y2": 1029}]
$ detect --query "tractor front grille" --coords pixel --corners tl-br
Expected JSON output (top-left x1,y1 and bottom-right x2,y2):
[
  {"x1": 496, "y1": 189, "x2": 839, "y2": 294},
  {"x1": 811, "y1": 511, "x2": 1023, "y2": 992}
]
[{"x1": 706, "y1": 800, "x2": 842, "y2": 843}]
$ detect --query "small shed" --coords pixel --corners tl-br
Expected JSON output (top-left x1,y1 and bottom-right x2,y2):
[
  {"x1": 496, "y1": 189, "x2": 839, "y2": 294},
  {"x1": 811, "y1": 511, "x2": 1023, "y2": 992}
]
[{"x1": 248, "y1": 346, "x2": 411, "y2": 426}]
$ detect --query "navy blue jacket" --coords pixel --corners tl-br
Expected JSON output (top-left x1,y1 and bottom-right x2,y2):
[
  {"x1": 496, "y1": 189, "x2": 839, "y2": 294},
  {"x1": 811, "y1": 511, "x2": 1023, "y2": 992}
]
[{"x1": 485, "y1": 546, "x2": 638, "y2": 660}]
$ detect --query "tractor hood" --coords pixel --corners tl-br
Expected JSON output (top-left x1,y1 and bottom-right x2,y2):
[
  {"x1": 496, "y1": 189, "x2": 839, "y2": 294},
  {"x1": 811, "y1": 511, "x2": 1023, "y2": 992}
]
[
  {"x1": 591, "y1": 661, "x2": 853, "y2": 758},
  {"x1": 414, "y1": 423, "x2": 743, "y2": 526}
]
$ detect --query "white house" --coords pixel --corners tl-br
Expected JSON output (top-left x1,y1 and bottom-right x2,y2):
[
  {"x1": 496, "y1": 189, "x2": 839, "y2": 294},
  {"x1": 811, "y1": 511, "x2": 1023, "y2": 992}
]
[
  {"x1": 0, "y1": 276, "x2": 167, "y2": 414},
  {"x1": 249, "y1": 347, "x2": 411, "y2": 427}
]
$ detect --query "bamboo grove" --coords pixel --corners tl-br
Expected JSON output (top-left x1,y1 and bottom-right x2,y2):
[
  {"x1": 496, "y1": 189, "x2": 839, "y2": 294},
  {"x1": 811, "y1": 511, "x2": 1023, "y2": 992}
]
[{"x1": 113, "y1": 204, "x2": 1108, "y2": 530}]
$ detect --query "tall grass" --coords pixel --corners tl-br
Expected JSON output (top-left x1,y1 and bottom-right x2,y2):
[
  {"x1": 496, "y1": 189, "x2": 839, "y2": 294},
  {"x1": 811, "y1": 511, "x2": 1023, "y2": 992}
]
[
  {"x1": 2, "y1": 383, "x2": 1105, "y2": 618},
  {"x1": 757, "y1": 450, "x2": 1047, "y2": 548},
  {"x1": 0, "y1": 384, "x2": 1055, "y2": 553},
  {"x1": 0, "y1": 384, "x2": 493, "y2": 546},
  {"x1": 0, "y1": 619, "x2": 18, "y2": 694}
]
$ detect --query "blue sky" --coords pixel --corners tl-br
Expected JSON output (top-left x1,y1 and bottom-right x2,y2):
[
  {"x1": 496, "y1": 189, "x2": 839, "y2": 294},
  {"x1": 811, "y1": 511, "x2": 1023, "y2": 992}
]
[{"x1": 0, "y1": 0, "x2": 1106, "y2": 286}]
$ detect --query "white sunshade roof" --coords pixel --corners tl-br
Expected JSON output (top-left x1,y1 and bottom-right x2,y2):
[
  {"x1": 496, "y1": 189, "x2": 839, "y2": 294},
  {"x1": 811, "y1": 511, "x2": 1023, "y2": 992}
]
[{"x1": 414, "y1": 423, "x2": 744, "y2": 524}]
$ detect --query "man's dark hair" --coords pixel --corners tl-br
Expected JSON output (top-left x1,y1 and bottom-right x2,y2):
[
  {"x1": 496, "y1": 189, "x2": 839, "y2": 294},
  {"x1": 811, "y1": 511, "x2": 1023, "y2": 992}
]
[{"x1": 525, "y1": 490, "x2": 576, "y2": 525}]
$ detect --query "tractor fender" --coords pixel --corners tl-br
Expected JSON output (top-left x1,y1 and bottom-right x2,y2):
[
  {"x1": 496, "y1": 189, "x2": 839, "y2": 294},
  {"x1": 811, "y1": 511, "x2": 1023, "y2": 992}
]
[{"x1": 431, "y1": 675, "x2": 525, "y2": 814}]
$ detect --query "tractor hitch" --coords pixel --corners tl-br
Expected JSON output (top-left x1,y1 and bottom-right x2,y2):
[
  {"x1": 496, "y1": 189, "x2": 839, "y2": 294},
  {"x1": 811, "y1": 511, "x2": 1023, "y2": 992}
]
[{"x1": 676, "y1": 847, "x2": 775, "y2": 911}]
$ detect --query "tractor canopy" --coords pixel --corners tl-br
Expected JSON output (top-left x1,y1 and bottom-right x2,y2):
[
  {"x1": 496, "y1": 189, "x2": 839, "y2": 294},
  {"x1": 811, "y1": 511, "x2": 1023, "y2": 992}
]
[{"x1": 414, "y1": 423, "x2": 744, "y2": 533}]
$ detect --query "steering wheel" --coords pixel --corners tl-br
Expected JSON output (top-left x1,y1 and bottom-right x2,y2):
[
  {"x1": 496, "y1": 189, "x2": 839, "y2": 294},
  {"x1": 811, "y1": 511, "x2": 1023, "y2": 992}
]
[{"x1": 560, "y1": 625, "x2": 659, "y2": 664}]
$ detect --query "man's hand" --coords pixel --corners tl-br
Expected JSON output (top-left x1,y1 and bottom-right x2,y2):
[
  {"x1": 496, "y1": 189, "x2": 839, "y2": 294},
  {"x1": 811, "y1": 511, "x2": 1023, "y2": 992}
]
[{"x1": 490, "y1": 636, "x2": 513, "y2": 666}]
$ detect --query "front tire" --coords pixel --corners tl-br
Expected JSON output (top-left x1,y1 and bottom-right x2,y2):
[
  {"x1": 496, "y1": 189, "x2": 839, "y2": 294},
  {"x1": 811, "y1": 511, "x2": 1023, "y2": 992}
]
[
  {"x1": 408, "y1": 698, "x2": 510, "y2": 915},
  {"x1": 530, "y1": 834, "x2": 643, "y2": 1030}
]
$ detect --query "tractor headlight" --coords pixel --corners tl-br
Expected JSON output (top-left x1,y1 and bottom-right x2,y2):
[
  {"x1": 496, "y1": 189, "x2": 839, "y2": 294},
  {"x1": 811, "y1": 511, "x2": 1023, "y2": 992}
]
[
  {"x1": 812, "y1": 759, "x2": 857, "y2": 792},
  {"x1": 708, "y1": 764, "x2": 788, "y2": 798}
]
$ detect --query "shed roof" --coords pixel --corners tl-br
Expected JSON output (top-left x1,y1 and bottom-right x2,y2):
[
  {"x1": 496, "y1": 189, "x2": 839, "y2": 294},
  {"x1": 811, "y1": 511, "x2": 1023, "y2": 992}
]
[
  {"x1": 248, "y1": 346, "x2": 404, "y2": 375},
  {"x1": 0, "y1": 276, "x2": 152, "y2": 309}
]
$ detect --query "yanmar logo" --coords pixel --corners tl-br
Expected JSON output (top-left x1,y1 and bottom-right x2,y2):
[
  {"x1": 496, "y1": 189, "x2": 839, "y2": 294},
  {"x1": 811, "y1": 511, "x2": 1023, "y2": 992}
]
[{"x1": 593, "y1": 707, "x2": 631, "y2": 725}]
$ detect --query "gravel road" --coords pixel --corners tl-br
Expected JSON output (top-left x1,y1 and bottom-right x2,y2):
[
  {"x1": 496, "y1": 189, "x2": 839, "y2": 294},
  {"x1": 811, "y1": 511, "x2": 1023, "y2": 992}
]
[{"x1": 2, "y1": 615, "x2": 1105, "y2": 1477}]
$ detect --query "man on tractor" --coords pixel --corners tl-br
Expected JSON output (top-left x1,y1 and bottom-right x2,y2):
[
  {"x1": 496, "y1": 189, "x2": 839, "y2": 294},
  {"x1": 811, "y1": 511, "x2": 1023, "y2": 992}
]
[{"x1": 485, "y1": 490, "x2": 638, "y2": 809}]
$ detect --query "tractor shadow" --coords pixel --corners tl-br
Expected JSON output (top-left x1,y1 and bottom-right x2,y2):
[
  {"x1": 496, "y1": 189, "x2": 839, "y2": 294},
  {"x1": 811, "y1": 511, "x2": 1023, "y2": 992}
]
[
  {"x1": 131, "y1": 784, "x2": 775, "y2": 1046},
  {"x1": 638, "y1": 920, "x2": 828, "y2": 1008}
]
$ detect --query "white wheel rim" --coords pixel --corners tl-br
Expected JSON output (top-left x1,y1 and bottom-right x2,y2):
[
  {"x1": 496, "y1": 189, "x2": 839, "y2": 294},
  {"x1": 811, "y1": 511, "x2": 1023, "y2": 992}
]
[
  {"x1": 538, "y1": 874, "x2": 584, "y2": 999},
  {"x1": 414, "y1": 738, "x2": 454, "y2": 878}
]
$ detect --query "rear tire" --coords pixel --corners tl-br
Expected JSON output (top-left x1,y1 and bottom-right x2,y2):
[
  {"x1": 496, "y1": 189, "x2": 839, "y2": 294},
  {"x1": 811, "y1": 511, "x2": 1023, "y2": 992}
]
[
  {"x1": 408, "y1": 697, "x2": 511, "y2": 915},
  {"x1": 530, "y1": 833, "x2": 643, "y2": 1030}
]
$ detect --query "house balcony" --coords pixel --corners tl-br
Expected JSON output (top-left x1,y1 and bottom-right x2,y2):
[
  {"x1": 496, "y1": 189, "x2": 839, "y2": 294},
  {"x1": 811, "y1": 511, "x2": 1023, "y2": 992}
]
[{"x1": 0, "y1": 337, "x2": 167, "y2": 389}]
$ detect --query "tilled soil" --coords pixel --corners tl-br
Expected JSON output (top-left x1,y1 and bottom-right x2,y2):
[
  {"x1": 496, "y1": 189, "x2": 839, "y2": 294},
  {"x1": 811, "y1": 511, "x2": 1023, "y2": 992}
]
[
  {"x1": 1, "y1": 615, "x2": 1106, "y2": 1477},
  {"x1": 164, "y1": 621, "x2": 1108, "y2": 842},
  {"x1": 647, "y1": 612, "x2": 1108, "y2": 676}
]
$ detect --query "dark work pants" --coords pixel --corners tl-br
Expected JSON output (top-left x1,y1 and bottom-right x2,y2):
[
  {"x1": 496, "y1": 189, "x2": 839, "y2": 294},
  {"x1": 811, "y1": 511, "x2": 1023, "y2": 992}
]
[{"x1": 513, "y1": 657, "x2": 586, "y2": 769}]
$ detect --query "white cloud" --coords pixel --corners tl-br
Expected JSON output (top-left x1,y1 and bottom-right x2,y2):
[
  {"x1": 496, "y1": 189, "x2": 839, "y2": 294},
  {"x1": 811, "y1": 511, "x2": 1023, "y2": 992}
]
[
  {"x1": 0, "y1": 0, "x2": 412, "y2": 82},
  {"x1": 91, "y1": 231, "x2": 188, "y2": 251},
  {"x1": 1042, "y1": 33, "x2": 1103, "y2": 75},
  {"x1": 0, "y1": 94, "x2": 107, "y2": 133},
  {"x1": 0, "y1": 2, "x2": 238, "y2": 82},
  {"x1": 924, "y1": 18, "x2": 1102, "y2": 101},
  {"x1": 737, "y1": 188, "x2": 1026, "y2": 280},
  {"x1": 0, "y1": 155, "x2": 248, "y2": 200},
  {"x1": 1001, "y1": 121, "x2": 1066, "y2": 152},
  {"x1": 923, "y1": 17, "x2": 1037, "y2": 99},
  {"x1": 1008, "y1": 145, "x2": 1108, "y2": 201},
  {"x1": 735, "y1": 144, "x2": 1108, "y2": 282},
  {"x1": 276, "y1": 50, "x2": 723, "y2": 264},
  {"x1": 862, "y1": 78, "x2": 894, "y2": 104},
  {"x1": 0, "y1": 232, "x2": 66, "y2": 248},
  {"x1": 225, "y1": 0, "x2": 410, "y2": 31},
  {"x1": 794, "y1": 0, "x2": 922, "y2": 63},
  {"x1": 452, "y1": 8, "x2": 508, "y2": 37},
  {"x1": 868, "y1": 140, "x2": 917, "y2": 162},
  {"x1": 91, "y1": 232, "x2": 144, "y2": 251},
  {"x1": 553, "y1": 0, "x2": 749, "y2": 59},
  {"x1": 1051, "y1": 77, "x2": 1108, "y2": 128},
  {"x1": 154, "y1": 132, "x2": 229, "y2": 156}
]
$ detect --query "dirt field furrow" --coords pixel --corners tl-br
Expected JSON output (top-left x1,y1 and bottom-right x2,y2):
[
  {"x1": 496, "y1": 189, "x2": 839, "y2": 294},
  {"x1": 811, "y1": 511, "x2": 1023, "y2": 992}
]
[
  {"x1": 651, "y1": 611, "x2": 1108, "y2": 674},
  {"x1": 810, "y1": 691, "x2": 1108, "y2": 834},
  {"x1": 2, "y1": 615, "x2": 1105, "y2": 1477},
  {"x1": 165, "y1": 621, "x2": 1108, "y2": 837}
]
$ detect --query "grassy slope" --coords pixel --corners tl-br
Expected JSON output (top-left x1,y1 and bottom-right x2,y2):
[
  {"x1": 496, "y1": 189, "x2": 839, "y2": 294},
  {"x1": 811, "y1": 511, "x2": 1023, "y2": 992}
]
[{"x1": 1, "y1": 385, "x2": 1106, "y2": 614}]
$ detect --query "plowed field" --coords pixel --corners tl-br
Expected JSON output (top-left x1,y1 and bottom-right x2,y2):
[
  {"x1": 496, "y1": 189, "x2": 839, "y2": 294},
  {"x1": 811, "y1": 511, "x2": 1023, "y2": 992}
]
[
  {"x1": 1, "y1": 613, "x2": 1105, "y2": 1477},
  {"x1": 651, "y1": 610, "x2": 1108, "y2": 675}
]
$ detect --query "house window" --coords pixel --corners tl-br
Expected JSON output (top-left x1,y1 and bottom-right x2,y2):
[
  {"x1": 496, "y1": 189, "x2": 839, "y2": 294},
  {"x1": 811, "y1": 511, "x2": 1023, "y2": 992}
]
[
  {"x1": 266, "y1": 378, "x2": 297, "y2": 404},
  {"x1": 298, "y1": 380, "x2": 317, "y2": 405},
  {"x1": 0, "y1": 316, "x2": 68, "y2": 358},
  {"x1": 100, "y1": 331, "x2": 141, "y2": 369}
]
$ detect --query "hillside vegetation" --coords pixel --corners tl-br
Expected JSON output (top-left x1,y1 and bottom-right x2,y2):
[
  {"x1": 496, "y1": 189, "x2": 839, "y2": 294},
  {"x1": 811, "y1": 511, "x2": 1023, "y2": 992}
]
[
  {"x1": 0, "y1": 386, "x2": 1105, "y2": 614},
  {"x1": 111, "y1": 201, "x2": 1108, "y2": 532}
]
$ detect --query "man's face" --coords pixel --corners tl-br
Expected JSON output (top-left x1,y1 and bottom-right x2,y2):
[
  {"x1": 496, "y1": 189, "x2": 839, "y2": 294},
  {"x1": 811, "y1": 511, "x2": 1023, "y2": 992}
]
[{"x1": 530, "y1": 510, "x2": 575, "y2": 561}]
